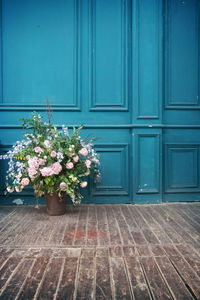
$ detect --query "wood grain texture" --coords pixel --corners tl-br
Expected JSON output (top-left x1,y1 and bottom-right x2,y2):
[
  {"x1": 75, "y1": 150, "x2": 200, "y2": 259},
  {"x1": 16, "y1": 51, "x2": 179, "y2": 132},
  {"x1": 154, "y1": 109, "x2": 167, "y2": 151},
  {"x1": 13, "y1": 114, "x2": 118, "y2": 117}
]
[{"x1": 0, "y1": 203, "x2": 199, "y2": 299}]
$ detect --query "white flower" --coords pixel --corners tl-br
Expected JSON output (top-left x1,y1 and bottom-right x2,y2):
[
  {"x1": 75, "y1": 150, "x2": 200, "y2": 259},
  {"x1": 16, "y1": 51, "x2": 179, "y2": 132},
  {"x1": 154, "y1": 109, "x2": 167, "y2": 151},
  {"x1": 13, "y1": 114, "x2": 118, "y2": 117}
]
[{"x1": 43, "y1": 140, "x2": 51, "y2": 148}]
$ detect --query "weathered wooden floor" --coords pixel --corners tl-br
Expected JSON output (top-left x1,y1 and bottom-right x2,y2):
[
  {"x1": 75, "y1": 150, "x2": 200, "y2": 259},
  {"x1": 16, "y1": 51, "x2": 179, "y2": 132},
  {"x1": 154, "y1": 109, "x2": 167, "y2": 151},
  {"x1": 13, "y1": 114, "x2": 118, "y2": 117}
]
[{"x1": 0, "y1": 203, "x2": 199, "y2": 299}]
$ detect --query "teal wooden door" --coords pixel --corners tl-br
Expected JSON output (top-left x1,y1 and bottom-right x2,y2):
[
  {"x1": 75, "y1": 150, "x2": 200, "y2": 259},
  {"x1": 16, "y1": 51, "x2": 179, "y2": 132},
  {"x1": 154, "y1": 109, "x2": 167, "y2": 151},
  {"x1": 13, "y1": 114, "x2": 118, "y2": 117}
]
[{"x1": 0, "y1": 0, "x2": 200, "y2": 205}]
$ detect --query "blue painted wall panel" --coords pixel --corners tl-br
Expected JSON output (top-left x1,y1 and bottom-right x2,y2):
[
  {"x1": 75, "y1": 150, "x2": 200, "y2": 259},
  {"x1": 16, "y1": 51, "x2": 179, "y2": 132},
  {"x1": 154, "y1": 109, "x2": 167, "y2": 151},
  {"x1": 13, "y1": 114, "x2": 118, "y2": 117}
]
[
  {"x1": 2, "y1": 0, "x2": 78, "y2": 106},
  {"x1": 0, "y1": 0, "x2": 200, "y2": 204}
]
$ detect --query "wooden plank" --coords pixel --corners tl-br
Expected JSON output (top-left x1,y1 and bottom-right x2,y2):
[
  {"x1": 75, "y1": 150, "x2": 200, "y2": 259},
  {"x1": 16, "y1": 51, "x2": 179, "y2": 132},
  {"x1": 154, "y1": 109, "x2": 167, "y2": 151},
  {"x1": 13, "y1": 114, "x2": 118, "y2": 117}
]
[
  {"x1": 123, "y1": 246, "x2": 137, "y2": 257},
  {"x1": 163, "y1": 244, "x2": 180, "y2": 257},
  {"x1": 37, "y1": 257, "x2": 64, "y2": 300},
  {"x1": 136, "y1": 245, "x2": 152, "y2": 257},
  {"x1": 120, "y1": 206, "x2": 147, "y2": 245},
  {"x1": 155, "y1": 256, "x2": 193, "y2": 299},
  {"x1": 0, "y1": 248, "x2": 14, "y2": 268},
  {"x1": 17, "y1": 257, "x2": 49, "y2": 300},
  {"x1": 96, "y1": 255, "x2": 112, "y2": 299},
  {"x1": 53, "y1": 248, "x2": 81, "y2": 258},
  {"x1": 109, "y1": 246, "x2": 123, "y2": 257},
  {"x1": 0, "y1": 256, "x2": 23, "y2": 290},
  {"x1": 148, "y1": 206, "x2": 184, "y2": 244},
  {"x1": 150, "y1": 245, "x2": 166, "y2": 257},
  {"x1": 165, "y1": 205, "x2": 200, "y2": 243},
  {"x1": 110, "y1": 257, "x2": 132, "y2": 299},
  {"x1": 95, "y1": 247, "x2": 109, "y2": 257},
  {"x1": 6, "y1": 208, "x2": 41, "y2": 246},
  {"x1": 23, "y1": 221, "x2": 46, "y2": 246},
  {"x1": 112, "y1": 206, "x2": 134, "y2": 245},
  {"x1": 158, "y1": 206, "x2": 200, "y2": 249},
  {"x1": 139, "y1": 206, "x2": 173, "y2": 244},
  {"x1": 96, "y1": 206, "x2": 110, "y2": 246},
  {"x1": 74, "y1": 206, "x2": 88, "y2": 246},
  {"x1": 175, "y1": 244, "x2": 200, "y2": 277},
  {"x1": 0, "y1": 207, "x2": 29, "y2": 245},
  {"x1": 130, "y1": 206, "x2": 160, "y2": 244},
  {"x1": 35, "y1": 216, "x2": 59, "y2": 246},
  {"x1": 0, "y1": 207, "x2": 16, "y2": 221},
  {"x1": 75, "y1": 257, "x2": 95, "y2": 299},
  {"x1": 0, "y1": 258, "x2": 34, "y2": 299},
  {"x1": 187, "y1": 206, "x2": 200, "y2": 223},
  {"x1": 81, "y1": 248, "x2": 94, "y2": 258},
  {"x1": 48, "y1": 214, "x2": 67, "y2": 245},
  {"x1": 169, "y1": 205, "x2": 200, "y2": 235},
  {"x1": 56, "y1": 257, "x2": 79, "y2": 300},
  {"x1": 61, "y1": 206, "x2": 80, "y2": 245},
  {"x1": 125, "y1": 256, "x2": 151, "y2": 300},
  {"x1": 105, "y1": 206, "x2": 122, "y2": 245},
  {"x1": 0, "y1": 207, "x2": 20, "y2": 231},
  {"x1": 140, "y1": 256, "x2": 172, "y2": 300},
  {"x1": 169, "y1": 255, "x2": 200, "y2": 299},
  {"x1": 87, "y1": 205, "x2": 98, "y2": 246}
]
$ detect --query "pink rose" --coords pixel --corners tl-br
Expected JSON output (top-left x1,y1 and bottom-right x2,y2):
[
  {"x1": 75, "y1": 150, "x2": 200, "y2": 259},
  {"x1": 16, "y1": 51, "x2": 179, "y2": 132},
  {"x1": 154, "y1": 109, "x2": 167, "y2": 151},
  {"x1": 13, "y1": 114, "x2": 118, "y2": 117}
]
[
  {"x1": 28, "y1": 157, "x2": 39, "y2": 169},
  {"x1": 51, "y1": 151, "x2": 57, "y2": 158},
  {"x1": 80, "y1": 181, "x2": 87, "y2": 188},
  {"x1": 34, "y1": 147, "x2": 43, "y2": 154},
  {"x1": 51, "y1": 162, "x2": 62, "y2": 175},
  {"x1": 40, "y1": 167, "x2": 53, "y2": 177},
  {"x1": 66, "y1": 162, "x2": 74, "y2": 169},
  {"x1": 38, "y1": 158, "x2": 45, "y2": 165},
  {"x1": 73, "y1": 155, "x2": 79, "y2": 163},
  {"x1": 60, "y1": 182, "x2": 67, "y2": 189},
  {"x1": 21, "y1": 178, "x2": 30, "y2": 186},
  {"x1": 28, "y1": 167, "x2": 37, "y2": 178},
  {"x1": 69, "y1": 152, "x2": 74, "y2": 157},
  {"x1": 79, "y1": 148, "x2": 88, "y2": 156},
  {"x1": 7, "y1": 187, "x2": 14, "y2": 193},
  {"x1": 85, "y1": 159, "x2": 91, "y2": 169}
]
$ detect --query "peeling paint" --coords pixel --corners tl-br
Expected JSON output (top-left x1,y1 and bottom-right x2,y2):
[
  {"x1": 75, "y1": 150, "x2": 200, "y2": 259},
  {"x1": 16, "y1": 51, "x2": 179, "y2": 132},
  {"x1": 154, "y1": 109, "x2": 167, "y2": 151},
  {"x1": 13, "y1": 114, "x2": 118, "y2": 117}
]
[{"x1": 12, "y1": 199, "x2": 24, "y2": 205}]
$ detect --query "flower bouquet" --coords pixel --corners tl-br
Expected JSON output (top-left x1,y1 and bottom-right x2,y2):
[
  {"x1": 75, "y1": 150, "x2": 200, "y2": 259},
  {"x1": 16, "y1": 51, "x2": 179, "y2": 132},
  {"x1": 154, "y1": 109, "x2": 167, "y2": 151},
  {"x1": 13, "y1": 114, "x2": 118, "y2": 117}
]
[{"x1": 0, "y1": 111, "x2": 100, "y2": 213}]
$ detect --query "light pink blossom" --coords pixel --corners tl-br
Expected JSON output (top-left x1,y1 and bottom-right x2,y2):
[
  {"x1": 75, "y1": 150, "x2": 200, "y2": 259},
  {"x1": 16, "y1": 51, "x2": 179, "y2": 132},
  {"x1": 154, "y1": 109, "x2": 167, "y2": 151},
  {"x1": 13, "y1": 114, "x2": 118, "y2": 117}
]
[
  {"x1": 51, "y1": 151, "x2": 57, "y2": 158},
  {"x1": 85, "y1": 159, "x2": 91, "y2": 169},
  {"x1": 28, "y1": 157, "x2": 39, "y2": 169},
  {"x1": 21, "y1": 178, "x2": 30, "y2": 186},
  {"x1": 80, "y1": 181, "x2": 87, "y2": 188},
  {"x1": 79, "y1": 148, "x2": 88, "y2": 156},
  {"x1": 34, "y1": 147, "x2": 43, "y2": 154},
  {"x1": 28, "y1": 167, "x2": 37, "y2": 178},
  {"x1": 69, "y1": 152, "x2": 74, "y2": 157},
  {"x1": 26, "y1": 155, "x2": 30, "y2": 160},
  {"x1": 66, "y1": 162, "x2": 74, "y2": 169},
  {"x1": 60, "y1": 182, "x2": 67, "y2": 189},
  {"x1": 40, "y1": 167, "x2": 53, "y2": 177},
  {"x1": 73, "y1": 155, "x2": 79, "y2": 163},
  {"x1": 51, "y1": 162, "x2": 62, "y2": 175},
  {"x1": 38, "y1": 158, "x2": 45, "y2": 165},
  {"x1": 7, "y1": 187, "x2": 14, "y2": 193},
  {"x1": 40, "y1": 162, "x2": 62, "y2": 176}
]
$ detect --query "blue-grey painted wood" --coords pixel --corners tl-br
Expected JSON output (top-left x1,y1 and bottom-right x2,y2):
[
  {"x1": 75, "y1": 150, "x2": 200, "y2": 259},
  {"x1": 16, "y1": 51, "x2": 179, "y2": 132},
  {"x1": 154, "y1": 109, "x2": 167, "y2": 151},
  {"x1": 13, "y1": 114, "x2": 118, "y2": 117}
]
[{"x1": 0, "y1": 0, "x2": 200, "y2": 205}]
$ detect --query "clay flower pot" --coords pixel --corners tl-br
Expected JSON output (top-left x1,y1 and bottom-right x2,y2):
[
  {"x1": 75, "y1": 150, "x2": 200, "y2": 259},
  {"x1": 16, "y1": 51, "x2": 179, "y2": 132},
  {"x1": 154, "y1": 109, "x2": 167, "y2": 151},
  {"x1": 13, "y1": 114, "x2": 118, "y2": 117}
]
[{"x1": 45, "y1": 191, "x2": 66, "y2": 216}]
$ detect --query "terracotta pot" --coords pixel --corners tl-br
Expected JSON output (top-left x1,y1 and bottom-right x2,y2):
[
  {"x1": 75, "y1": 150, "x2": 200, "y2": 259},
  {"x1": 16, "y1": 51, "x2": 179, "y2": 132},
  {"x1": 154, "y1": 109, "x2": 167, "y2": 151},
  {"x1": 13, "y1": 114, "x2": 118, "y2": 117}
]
[{"x1": 45, "y1": 191, "x2": 66, "y2": 216}]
